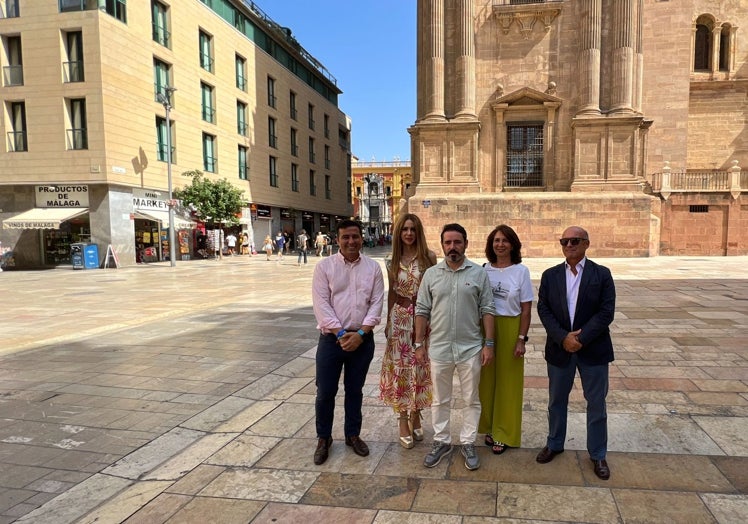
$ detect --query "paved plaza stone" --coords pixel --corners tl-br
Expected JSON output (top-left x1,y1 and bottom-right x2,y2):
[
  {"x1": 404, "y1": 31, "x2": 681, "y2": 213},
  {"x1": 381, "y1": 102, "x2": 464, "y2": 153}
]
[{"x1": 0, "y1": 250, "x2": 747, "y2": 523}]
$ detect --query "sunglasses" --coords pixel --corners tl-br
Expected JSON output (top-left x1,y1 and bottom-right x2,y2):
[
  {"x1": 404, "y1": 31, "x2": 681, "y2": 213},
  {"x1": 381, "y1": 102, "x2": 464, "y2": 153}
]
[{"x1": 559, "y1": 237, "x2": 587, "y2": 246}]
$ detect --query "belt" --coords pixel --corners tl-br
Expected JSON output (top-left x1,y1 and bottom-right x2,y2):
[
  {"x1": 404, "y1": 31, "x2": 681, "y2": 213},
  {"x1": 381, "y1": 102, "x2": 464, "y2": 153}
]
[{"x1": 393, "y1": 294, "x2": 416, "y2": 309}]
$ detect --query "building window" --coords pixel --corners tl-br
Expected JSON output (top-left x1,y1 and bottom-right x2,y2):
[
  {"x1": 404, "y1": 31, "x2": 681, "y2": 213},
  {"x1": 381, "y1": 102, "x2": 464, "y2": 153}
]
[
  {"x1": 690, "y1": 205, "x2": 709, "y2": 213},
  {"x1": 309, "y1": 170, "x2": 316, "y2": 196},
  {"x1": 324, "y1": 145, "x2": 331, "y2": 169},
  {"x1": 2, "y1": 35, "x2": 23, "y2": 87},
  {"x1": 153, "y1": 58, "x2": 172, "y2": 103},
  {"x1": 505, "y1": 124, "x2": 544, "y2": 187},
  {"x1": 7, "y1": 101, "x2": 26, "y2": 152},
  {"x1": 324, "y1": 114, "x2": 330, "y2": 138},
  {"x1": 63, "y1": 31, "x2": 84, "y2": 82},
  {"x1": 719, "y1": 26, "x2": 731, "y2": 71},
  {"x1": 201, "y1": 82, "x2": 215, "y2": 123},
  {"x1": 309, "y1": 137, "x2": 315, "y2": 163},
  {"x1": 269, "y1": 156, "x2": 278, "y2": 187},
  {"x1": 308, "y1": 103, "x2": 315, "y2": 130},
  {"x1": 202, "y1": 133, "x2": 216, "y2": 172},
  {"x1": 199, "y1": 29, "x2": 213, "y2": 73},
  {"x1": 2, "y1": 0, "x2": 19, "y2": 18},
  {"x1": 290, "y1": 91, "x2": 297, "y2": 120},
  {"x1": 152, "y1": 1, "x2": 170, "y2": 48},
  {"x1": 268, "y1": 117, "x2": 277, "y2": 148},
  {"x1": 694, "y1": 23, "x2": 710, "y2": 70},
  {"x1": 66, "y1": 98, "x2": 87, "y2": 150},
  {"x1": 291, "y1": 163, "x2": 299, "y2": 192},
  {"x1": 105, "y1": 0, "x2": 127, "y2": 22},
  {"x1": 237, "y1": 101, "x2": 247, "y2": 136},
  {"x1": 267, "y1": 76, "x2": 276, "y2": 108},
  {"x1": 155, "y1": 116, "x2": 174, "y2": 162},
  {"x1": 325, "y1": 174, "x2": 331, "y2": 199},
  {"x1": 235, "y1": 54, "x2": 246, "y2": 91},
  {"x1": 238, "y1": 145, "x2": 249, "y2": 180},
  {"x1": 291, "y1": 128, "x2": 298, "y2": 156}
]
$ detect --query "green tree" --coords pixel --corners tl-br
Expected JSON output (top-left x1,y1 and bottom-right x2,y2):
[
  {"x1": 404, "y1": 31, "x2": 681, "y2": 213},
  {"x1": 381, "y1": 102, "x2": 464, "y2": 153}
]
[{"x1": 175, "y1": 170, "x2": 244, "y2": 258}]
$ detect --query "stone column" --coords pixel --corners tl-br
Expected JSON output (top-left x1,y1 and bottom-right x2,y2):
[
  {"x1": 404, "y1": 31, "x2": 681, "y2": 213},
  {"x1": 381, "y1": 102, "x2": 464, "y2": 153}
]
[
  {"x1": 711, "y1": 25, "x2": 722, "y2": 75},
  {"x1": 455, "y1": 0, "x2": 476, "y2": 119},
  {"x1": 420, "y1": 0, "x2": 445, "y2": 121},
  {"x1": 610, "y1": 0, "x2": 635, "y2": 113},
  {"x1": 634, "y1": 0, "x2": 644, "y2": 112},
  {"x1": 576, "y1": 0, "x2": 601, "y2": 115}
]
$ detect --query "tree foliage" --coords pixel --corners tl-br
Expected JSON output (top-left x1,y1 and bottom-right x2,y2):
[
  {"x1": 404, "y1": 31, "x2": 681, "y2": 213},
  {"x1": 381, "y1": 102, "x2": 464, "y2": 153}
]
[{"x1": 175, "y1": 170, "x2": 244, "y2": 226}]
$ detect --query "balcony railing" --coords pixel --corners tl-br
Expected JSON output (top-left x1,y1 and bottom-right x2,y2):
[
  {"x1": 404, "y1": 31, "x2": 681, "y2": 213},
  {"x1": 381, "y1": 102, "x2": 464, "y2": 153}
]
[
  {"x1": 67, "y1": 128, "x2": 88, "y2": 150},
  {"x1": 238, "y1": 165, "x2": 249, "y2": 180},
  {"x1": 63, "y1": 61, "x2": 84, "y2": 82},
  {"x1": 236, "y1": 75, "x2": 246, "y2": 91},
  {"x1": 203, "y1": 156, "x2": 217, "y2": 172},
  {"x1": 152, "y1": 23, "x2": 170, "y2": 47},
  {"x1": 202, "y1": 107, "x2": 216, "y2": 124},
  {"x1": 3, "y1": 65, "x2": 23, "y2": 86},
  {"x1": 7, "y1": 131, "x2": 27, "y2": 152},
  {"x1": 59, "y1": 0, "x2": 98, "y2": 12},
  {"x1": 156, "y1": 143, "x2": 176, "y2": 163},
  {"x1": 237, "y1": 122, "x2": 248, "y2": 136},
  {"x1": 651, "y1": 160, "x2": 744, "y2": 199},
  {"x1": 494, "y1": 0, "x2": 561, "y2": 5},
  {"x1": 200, "y1": 53, "x2": 214, "y2": 72}
]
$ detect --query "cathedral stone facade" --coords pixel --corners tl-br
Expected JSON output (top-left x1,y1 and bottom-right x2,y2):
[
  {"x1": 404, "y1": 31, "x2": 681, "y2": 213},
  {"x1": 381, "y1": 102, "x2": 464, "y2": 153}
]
[{"x1": 409, "y1": 0, "x2": 747, "y2": 256}]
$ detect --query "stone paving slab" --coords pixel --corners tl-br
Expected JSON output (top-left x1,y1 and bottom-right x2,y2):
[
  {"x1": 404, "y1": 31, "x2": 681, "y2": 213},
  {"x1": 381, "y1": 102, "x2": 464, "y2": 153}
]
[{"x1": 1, "y1": 253, "x2": 747, "y2": 522}]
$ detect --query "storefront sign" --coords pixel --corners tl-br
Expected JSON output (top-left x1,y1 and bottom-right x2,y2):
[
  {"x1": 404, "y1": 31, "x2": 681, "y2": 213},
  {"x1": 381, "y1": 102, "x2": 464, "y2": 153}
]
[
  {"x1": 320, "y1": 214, "x2": 330, "y2": 224},
  {"x1": 35, "y1": 185, "x2": 89, "y2": 208},
  {"x1": 302, "y1": 211, "x2": 313, "y2": 221},
  {"x1": 250, "y1": 203, "x2": 258, "y2": 221},
  {"x1": 280, "y1": 208, "x2": 292, "y2": 219},
  {"x1": 132, "y1": 188, "x2": 168, "y2": 211},
  {"x1": 255, "y1": 204, "x2": 271, "y2": 218}
]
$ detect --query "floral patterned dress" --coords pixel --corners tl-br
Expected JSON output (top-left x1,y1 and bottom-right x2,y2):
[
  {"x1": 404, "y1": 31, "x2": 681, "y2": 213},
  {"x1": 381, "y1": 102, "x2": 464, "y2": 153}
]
[{"x1": 379, "y1": 258, "x2": 433, "y2": 413}]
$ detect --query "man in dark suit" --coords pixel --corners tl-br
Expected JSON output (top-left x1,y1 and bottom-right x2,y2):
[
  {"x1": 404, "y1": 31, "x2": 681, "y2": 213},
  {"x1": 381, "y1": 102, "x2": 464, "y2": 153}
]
[{"x1": 536, "y1": 226, "x2": 616, "y2": 480}]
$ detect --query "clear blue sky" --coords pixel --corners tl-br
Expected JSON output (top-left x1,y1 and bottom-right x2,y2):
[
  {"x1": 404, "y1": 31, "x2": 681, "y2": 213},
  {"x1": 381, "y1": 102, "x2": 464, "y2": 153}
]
[{"x1": 259, "y1": 1, "x2": 415, "y2": 163}]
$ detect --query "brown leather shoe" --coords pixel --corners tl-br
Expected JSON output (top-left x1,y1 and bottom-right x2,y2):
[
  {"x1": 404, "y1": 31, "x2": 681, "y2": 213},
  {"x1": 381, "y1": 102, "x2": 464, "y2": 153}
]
[
  {"x1": 536, "y1": 446, "x2": 564, "y2": 464},
  {"x1": 592, "y1": 459, "x2": 610, "y2": 480},
  {"x1": 313, "y1": 437, "x2": 333, "y2": 465},
  {"x1": 345, "y1": 435, "x2": 370, "y2": 457}
]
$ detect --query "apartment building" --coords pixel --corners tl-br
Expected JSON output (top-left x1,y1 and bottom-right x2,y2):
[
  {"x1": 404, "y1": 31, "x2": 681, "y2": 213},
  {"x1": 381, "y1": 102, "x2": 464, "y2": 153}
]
[
  {"x1": 0, "y1": 0, "x2": 352, "y2": 268},
  {"x1": 408, "y1": 0, "x2": 747, "y2": 256}
]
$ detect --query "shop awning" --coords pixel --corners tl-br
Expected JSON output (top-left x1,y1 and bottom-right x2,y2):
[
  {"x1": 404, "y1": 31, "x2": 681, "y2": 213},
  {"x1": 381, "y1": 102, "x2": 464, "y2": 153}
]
[
  {"x1": 2, "y1": 207, "x2": 88, "y2": 230},
  {"x1": 134, "y1": 210, "x2": 195, "y2": 230}
]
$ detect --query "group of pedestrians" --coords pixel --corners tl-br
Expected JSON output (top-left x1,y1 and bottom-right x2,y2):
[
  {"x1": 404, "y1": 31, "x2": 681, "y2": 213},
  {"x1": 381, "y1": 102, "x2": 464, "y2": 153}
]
[{"x1": 310, "y1": 215, "x2": 615, "y2": 481}]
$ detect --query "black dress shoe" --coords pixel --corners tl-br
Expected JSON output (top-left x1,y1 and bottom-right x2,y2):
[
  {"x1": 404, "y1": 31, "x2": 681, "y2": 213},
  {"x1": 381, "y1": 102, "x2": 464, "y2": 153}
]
[
  {"x1": 345, "y1": 435, "x2": 370, "y2": 457},
  {"x1": 536, "y1": 446, "x2": 564, "y2": 464},
  {"x1": 592, "y1": 459, "x2": 610, "y2": 480},
  {"x1": 314, "y1": 437, "x2": 333, "y2": 465}
]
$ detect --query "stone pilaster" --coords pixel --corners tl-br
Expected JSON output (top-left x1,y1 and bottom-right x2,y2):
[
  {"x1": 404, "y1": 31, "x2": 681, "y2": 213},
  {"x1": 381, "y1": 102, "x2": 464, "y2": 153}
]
[
  {"x1": 420, "y1": 0, "x2": 445, "y2": 121},
  {"x1": 610, "y1": 0, "x2": 635, "y2": 113},
  {"x1": 454, "y1": 0, "x2": 475, "y2": 119},
  {"x1": 577, "y1": 0, "x2": 601, "y2": 115}
]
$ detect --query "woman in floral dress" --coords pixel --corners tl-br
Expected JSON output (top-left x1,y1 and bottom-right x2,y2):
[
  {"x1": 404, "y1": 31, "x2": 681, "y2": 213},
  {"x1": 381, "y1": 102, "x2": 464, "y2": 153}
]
[{"x1": 379, "y1": 213, "x2": 437, "y2": 448}]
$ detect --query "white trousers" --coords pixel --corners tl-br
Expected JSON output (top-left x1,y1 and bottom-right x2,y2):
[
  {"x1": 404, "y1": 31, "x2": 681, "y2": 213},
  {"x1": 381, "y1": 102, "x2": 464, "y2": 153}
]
[{"x1": 430, "y1": 353, "x2": 482, "y2": 445}]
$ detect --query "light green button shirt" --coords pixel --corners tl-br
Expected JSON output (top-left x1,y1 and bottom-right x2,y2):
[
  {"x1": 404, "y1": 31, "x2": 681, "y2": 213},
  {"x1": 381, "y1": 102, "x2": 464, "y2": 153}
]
[{"x1": 415, "y1": 258, "x2": 496, "y2": 363}]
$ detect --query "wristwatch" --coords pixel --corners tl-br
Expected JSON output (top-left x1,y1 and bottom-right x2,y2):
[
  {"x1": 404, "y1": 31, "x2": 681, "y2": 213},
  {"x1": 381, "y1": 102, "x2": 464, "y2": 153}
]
[
  {"x1": 357, "y1": 329, "x2": 366, "y2": 338},
  {"x1": 414, "y1": 341, "x2": 424, "y2": 349},
  {"x1": 518, "y1": 335, "x2": 529, "y2": 342}
]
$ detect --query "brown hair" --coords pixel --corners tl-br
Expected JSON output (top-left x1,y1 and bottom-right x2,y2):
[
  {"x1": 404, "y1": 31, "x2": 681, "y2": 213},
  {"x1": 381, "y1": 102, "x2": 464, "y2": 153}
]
[{"x1": 484, "y1": 224, "x2": 523, "y2": 265}]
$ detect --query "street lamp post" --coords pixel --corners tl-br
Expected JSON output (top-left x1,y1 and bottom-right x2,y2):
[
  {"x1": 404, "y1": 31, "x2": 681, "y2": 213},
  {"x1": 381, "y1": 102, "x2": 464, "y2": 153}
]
[{"x1": 157, "y1": 87, "x2": 177, "y2": 267}]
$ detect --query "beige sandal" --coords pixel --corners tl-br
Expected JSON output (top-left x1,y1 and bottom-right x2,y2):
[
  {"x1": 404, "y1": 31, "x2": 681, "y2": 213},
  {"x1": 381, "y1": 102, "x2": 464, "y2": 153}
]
[
  {"x1": 398, "y1": 413, "x2": 414, "y2": 449},
  {"x1": 410, "y1": 410, "x2": 424, "y2": 441}
]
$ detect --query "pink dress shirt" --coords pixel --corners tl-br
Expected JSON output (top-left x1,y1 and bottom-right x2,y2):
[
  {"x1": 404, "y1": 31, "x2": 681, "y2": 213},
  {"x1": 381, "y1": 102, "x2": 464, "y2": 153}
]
[{"x1": 312, "y1": 252, "x2": 385, "y2": 333}]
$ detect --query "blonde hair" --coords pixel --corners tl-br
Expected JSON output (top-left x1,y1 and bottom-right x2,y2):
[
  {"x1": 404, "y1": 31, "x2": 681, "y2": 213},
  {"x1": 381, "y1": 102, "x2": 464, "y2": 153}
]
[{"x1": 389, "y1": 213, "x2": 434, "y2": 280}]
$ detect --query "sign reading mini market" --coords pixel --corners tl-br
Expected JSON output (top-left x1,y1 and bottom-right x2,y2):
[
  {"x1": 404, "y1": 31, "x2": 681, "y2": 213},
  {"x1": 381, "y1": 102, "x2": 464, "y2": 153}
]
[
  {"x1": 35, "y1": 185, "x2": 90, "y2": 208},
  {"x1": 132, "y1": 188, "x2": 168, "y2": 211}
]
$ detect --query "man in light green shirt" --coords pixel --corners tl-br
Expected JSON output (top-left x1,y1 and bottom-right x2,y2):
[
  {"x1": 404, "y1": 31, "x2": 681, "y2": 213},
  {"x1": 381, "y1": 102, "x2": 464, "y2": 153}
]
[{"x1": 414, "y1": 223, "x2": 496, "y2": 471}]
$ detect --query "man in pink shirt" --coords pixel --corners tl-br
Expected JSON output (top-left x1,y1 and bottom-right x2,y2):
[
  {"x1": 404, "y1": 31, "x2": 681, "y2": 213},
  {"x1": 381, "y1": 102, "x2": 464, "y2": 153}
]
[{"x1": 311, "y1": 219, "x2": 385, "y2": 465}]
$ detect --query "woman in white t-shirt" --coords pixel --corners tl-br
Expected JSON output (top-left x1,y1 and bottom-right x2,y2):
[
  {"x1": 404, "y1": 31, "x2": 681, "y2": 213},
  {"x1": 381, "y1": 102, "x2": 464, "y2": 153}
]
[{"x1": 478, "y1": 224, "x2": 534, "y2": 455}]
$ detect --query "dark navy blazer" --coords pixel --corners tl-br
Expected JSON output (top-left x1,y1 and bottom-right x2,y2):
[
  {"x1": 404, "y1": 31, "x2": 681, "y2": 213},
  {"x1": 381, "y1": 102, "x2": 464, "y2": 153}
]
[{"x1": 537, "y1": 258, "x2": 616, "y2": 366}]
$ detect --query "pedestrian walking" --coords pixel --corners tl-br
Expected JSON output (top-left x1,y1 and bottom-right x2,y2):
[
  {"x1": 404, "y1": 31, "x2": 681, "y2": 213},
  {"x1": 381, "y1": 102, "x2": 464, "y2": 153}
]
[
  {"x1": 226, "y1": 232, "x2": 237, "y2": 256},
  {"x1": 263, "y1": 234, "x2": 274, "y2": 261},
  {"x1": 274, "y1": 231, "x2": 286, "y2": 260},
  {"x1": 297, "y1": 229, "x2": 309, "y2": 266}
]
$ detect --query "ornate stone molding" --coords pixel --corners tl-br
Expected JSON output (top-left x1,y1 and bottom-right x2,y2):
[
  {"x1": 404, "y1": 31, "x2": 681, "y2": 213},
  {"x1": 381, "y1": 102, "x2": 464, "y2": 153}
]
[{"x1": 492, "y1": 1, "x2": 565, "y2": 39}]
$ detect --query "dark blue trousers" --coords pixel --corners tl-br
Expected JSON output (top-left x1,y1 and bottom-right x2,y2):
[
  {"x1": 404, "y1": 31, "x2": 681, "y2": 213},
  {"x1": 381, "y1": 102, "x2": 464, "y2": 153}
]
[
  {"x1": 546, "y1": 353, "x2": 609, "y2": 460},
  {"x1": 315, "y1": 333, "x2": 374, "y2": 439}
]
